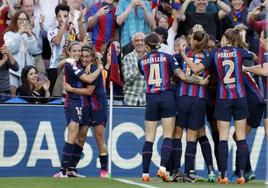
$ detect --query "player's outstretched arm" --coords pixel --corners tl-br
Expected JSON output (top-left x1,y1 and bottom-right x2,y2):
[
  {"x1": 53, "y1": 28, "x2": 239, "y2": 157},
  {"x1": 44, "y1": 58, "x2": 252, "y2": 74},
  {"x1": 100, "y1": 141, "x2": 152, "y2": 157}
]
[
  {"x1": 80, "y1": 64, "x2": 103, "y2": 84},
  {"x1": 244, "y1": 63, "x2": 268, "y2": 76},
  {"x1": 174, "y1": 68, "x2": 210, "y2": 85},
  {"x1": 180, "y1": 51, "x2": 205, "y2": 74}
]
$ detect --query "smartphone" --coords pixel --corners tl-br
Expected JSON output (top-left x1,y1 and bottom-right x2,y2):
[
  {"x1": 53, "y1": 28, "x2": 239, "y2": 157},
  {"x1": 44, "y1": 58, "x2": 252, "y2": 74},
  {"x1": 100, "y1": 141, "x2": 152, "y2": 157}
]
[
  {"x1": 38, "y1": 75, "x2": 46, "y2": 82},
  {"x1": 102, "y1": 2, "x2": 110, "y2": 12},
  {"x1": 259, "y1": 4, "x2": 266, "y2": 11},
  {"x1": 264, "y1": 30, "x2": 268, "y2": 38},
  {"x1": 102, "y1": 2, "x2": 110, "y2": 7}
]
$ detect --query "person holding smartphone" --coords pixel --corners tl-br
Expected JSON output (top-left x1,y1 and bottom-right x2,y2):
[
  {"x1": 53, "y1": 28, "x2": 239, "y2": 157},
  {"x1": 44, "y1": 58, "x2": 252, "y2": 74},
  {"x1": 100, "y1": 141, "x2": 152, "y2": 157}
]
[
  {"x1": 86, "y1": 0, "x2": 117, "y2": 53},
  {"x1": 3, "y1": 10, "x2": 39, "y2": 97}
]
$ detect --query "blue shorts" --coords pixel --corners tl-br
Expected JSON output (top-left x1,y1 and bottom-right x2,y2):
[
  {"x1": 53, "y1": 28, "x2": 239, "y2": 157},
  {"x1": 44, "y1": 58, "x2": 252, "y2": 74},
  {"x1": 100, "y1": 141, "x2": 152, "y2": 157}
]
[
  {"x1": 90, "y1": 107, "x2": 107, "y2": 127},
  {"x1": 206, "y1": 103, "x2": 216, "y2": 123},
  {"x1": 145, "y1": 90, "x2": 176, "y2": 121},
  {"x1": 65, "y1": 106, "x2": 91, "y2": 126},
  {"x1": 176, "y1": 96, "x2": 206, "y2": 130},
  {"x1": 214, "y1": 97, "x2": 249, "y2": 122},
  {"x1": 247, "y1": 91, "x2": 264, "y2": 128}
]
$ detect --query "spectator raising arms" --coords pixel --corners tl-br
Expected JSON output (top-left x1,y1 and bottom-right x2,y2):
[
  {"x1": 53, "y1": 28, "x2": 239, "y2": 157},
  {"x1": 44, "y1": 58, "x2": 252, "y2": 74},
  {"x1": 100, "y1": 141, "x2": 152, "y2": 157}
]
[
  {"x1": 86, "y1": 0, "x2": 117, "y2": 53},
  {"x1": 0, "y1": 45, "x2": 18, "y2": 102},
  {"x1": 176, "y1": 0, "x2": 231, "y2": 39},
  {"x1": 116, "y1": 0, "x2": 155, "y2": 48},
  {"x1": 4, "y1": 10, "x2": 39, "y2": 96}
]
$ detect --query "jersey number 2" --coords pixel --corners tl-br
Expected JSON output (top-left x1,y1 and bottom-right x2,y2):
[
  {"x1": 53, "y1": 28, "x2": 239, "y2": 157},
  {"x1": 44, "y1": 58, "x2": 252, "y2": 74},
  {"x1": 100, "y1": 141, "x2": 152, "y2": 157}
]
[
  {"x1": 148, "y1": 64, "x2": 162, "y2": 87},
  {"x1": 223, "y1": 60, "x2": 236, "y2": 84}
]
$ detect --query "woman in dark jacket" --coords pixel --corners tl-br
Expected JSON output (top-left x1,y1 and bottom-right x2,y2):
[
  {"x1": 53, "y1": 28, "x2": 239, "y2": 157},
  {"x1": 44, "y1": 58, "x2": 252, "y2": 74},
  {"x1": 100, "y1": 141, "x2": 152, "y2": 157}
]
[{"x1": 17, "y1": 65, "x2": 50, "y2": 103}]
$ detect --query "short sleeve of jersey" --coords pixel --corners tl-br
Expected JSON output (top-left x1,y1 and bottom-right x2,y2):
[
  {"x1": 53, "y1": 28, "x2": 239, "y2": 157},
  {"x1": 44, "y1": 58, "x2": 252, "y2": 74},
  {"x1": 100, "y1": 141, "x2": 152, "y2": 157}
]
[
  {"x1": 174, "y1": 53, "x2": 182, "y2": 64},
  {"x1": 47, "y1": 28, "x2": 57, "y2": 43},
  {"x1": 64, "y1": 63, "x2": 84, "y2": 79},
  {"x1": 240, "y1": 48, "x2": 254, "y2": 60},
  {"x1": 168, "y1": 55, "x2": 179, "y2": 73},
  {"x1": 89, "y1": 64, "x2": 98, "y2": 86},
  {"x1": 202, "y1": 50, "x2": 214, "y2": 69},
  {"x1": 137, "y1": 58, "x2": 145, "y2": 76},
  {"x1": 85, "y1": 4, "x2": 98, "y2": 20}
]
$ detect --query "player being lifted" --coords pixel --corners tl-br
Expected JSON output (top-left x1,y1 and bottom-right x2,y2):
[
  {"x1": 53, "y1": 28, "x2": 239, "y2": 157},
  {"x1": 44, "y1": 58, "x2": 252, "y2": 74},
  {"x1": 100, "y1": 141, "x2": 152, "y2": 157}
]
[
  {"x1": 64, "y1": 45, "x2": 109, "y2": 177},
  {"x1": 53, "y1": 42, "x2": 102, "y2": 178}
]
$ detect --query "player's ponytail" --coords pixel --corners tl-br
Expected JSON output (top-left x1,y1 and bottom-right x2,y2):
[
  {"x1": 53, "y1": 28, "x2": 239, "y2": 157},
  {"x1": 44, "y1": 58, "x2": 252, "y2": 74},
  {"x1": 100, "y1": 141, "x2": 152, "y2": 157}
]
[
  {"x1": 192, "y1": 31, "x2": 209, "y2": 54},
  {"x1": 145, "y1": 33, "x2": 161, "y2": 51},
  {"x1": 223, "y1": 28, "x2": 248, "y2": 49}
]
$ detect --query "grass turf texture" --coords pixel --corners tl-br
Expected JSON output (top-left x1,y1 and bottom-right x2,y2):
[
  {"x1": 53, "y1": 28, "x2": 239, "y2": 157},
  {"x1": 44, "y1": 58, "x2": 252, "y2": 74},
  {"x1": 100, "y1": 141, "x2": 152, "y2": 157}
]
[{"x1": 0, "y1": 177, "x2": 266, "y2": 188}]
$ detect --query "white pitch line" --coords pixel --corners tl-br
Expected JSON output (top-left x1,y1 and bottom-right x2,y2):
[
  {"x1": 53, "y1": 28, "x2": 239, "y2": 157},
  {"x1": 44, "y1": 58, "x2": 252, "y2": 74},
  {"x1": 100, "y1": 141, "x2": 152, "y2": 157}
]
[{"x1": 115, "y1": 178, "x2": 158, "y2": 188}]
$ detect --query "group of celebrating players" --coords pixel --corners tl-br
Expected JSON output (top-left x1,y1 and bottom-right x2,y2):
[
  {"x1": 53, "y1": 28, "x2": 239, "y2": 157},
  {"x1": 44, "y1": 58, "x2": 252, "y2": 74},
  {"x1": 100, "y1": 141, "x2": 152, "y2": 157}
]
[
  {"x1": 50, "y1": 17, "x2": 267, "y2": 185},
  {"x1": 139, "y1": 25, "x2": 267, "y2": 184}
]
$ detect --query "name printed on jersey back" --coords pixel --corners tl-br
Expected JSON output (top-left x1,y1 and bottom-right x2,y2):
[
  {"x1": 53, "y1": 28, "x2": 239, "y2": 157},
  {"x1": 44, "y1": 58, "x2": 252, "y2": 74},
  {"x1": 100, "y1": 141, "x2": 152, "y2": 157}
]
[
  {"x1": 141, "y1": 56, "x2": 167, "y2": 65},
  {"x1": 218, "y1": 51, "x2": 237, "y2": 58}
]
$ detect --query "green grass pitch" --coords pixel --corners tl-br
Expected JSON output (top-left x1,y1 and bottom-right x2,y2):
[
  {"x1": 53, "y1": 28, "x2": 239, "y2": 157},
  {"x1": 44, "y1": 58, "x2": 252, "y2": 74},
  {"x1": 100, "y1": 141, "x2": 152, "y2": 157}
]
[{"x1": 0, "y1": 177, "x2": 266, "y2": 188}]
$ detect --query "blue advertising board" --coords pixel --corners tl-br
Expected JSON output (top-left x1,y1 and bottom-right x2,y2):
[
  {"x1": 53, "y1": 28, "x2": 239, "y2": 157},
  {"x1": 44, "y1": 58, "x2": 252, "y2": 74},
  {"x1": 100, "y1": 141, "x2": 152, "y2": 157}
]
[{"x1": 0, "y1": 104, "x2": 266, "y2": 179}]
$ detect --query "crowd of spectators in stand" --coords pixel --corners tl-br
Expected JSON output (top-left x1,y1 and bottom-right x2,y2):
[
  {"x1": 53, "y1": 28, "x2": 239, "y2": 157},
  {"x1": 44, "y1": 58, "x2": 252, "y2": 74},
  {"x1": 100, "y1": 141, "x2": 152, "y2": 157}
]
[{"x1": 0, "y1": 0, "x2": 266, "y2": 104}]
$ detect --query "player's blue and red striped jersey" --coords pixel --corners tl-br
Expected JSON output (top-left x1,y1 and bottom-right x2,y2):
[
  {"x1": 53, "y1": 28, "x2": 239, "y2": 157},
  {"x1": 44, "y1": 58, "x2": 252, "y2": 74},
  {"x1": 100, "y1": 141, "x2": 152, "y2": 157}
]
[
  {"x1": 243, "y1": 72, "x2": 263, "y2": 103},
  {"x1": 85, "y1": 2, "x2": 116, "y2": 52},
  {"x1": 138, "y1": 51, "x2": 179, "y2": 94},
  {"x1": 204, "y1": 47, "x2": 254, "y2": 99},
  {"x1": 88, "y1": 64, "x2": 108, "y2": 111},
  {"x1": 64, "y1": 62, "x2": 88, "y2": 108},
  {"x1": 175, "y1": 50, "x2": 210, "y2": 98}
]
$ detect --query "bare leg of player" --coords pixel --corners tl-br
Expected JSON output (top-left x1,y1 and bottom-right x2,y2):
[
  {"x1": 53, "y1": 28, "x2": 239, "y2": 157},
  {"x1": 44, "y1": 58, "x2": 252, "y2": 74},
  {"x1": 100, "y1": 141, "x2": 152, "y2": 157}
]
[{"x1": 94, "y1": 125, "x2": 108, "y2": 178}]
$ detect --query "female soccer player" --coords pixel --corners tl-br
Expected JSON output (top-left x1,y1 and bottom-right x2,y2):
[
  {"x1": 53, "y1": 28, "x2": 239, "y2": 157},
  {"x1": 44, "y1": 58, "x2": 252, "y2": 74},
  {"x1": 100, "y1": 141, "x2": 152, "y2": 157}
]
[
  {"x1": 244, "y1": 32, "x2": 268, "y2": 140},
  {"x1": 138, "y1": 33, "x2": 208, "y2": 182},
  {"x1": 64, "y1": 45, "x2": 109, "y2": 178},
  {"x1": 53, "y1": 42, "x2": 102, "y2": 178},
  {"x1": 172, "y1": 30, "x2": 215, "y2": 182},
  {"x1": 181, "y1": 28, "x2": 258, "y2": 184}
]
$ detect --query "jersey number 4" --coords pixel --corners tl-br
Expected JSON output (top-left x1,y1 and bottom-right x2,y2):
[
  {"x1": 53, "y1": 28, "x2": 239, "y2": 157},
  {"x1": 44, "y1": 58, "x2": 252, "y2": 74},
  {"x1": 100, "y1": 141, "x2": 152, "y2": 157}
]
[
  {"x1": 148, "y1": 64, "x2": 162, "y2": 87},
  {"x1": 223, "y1": 60, "x2": 236, "y2": 84}
]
